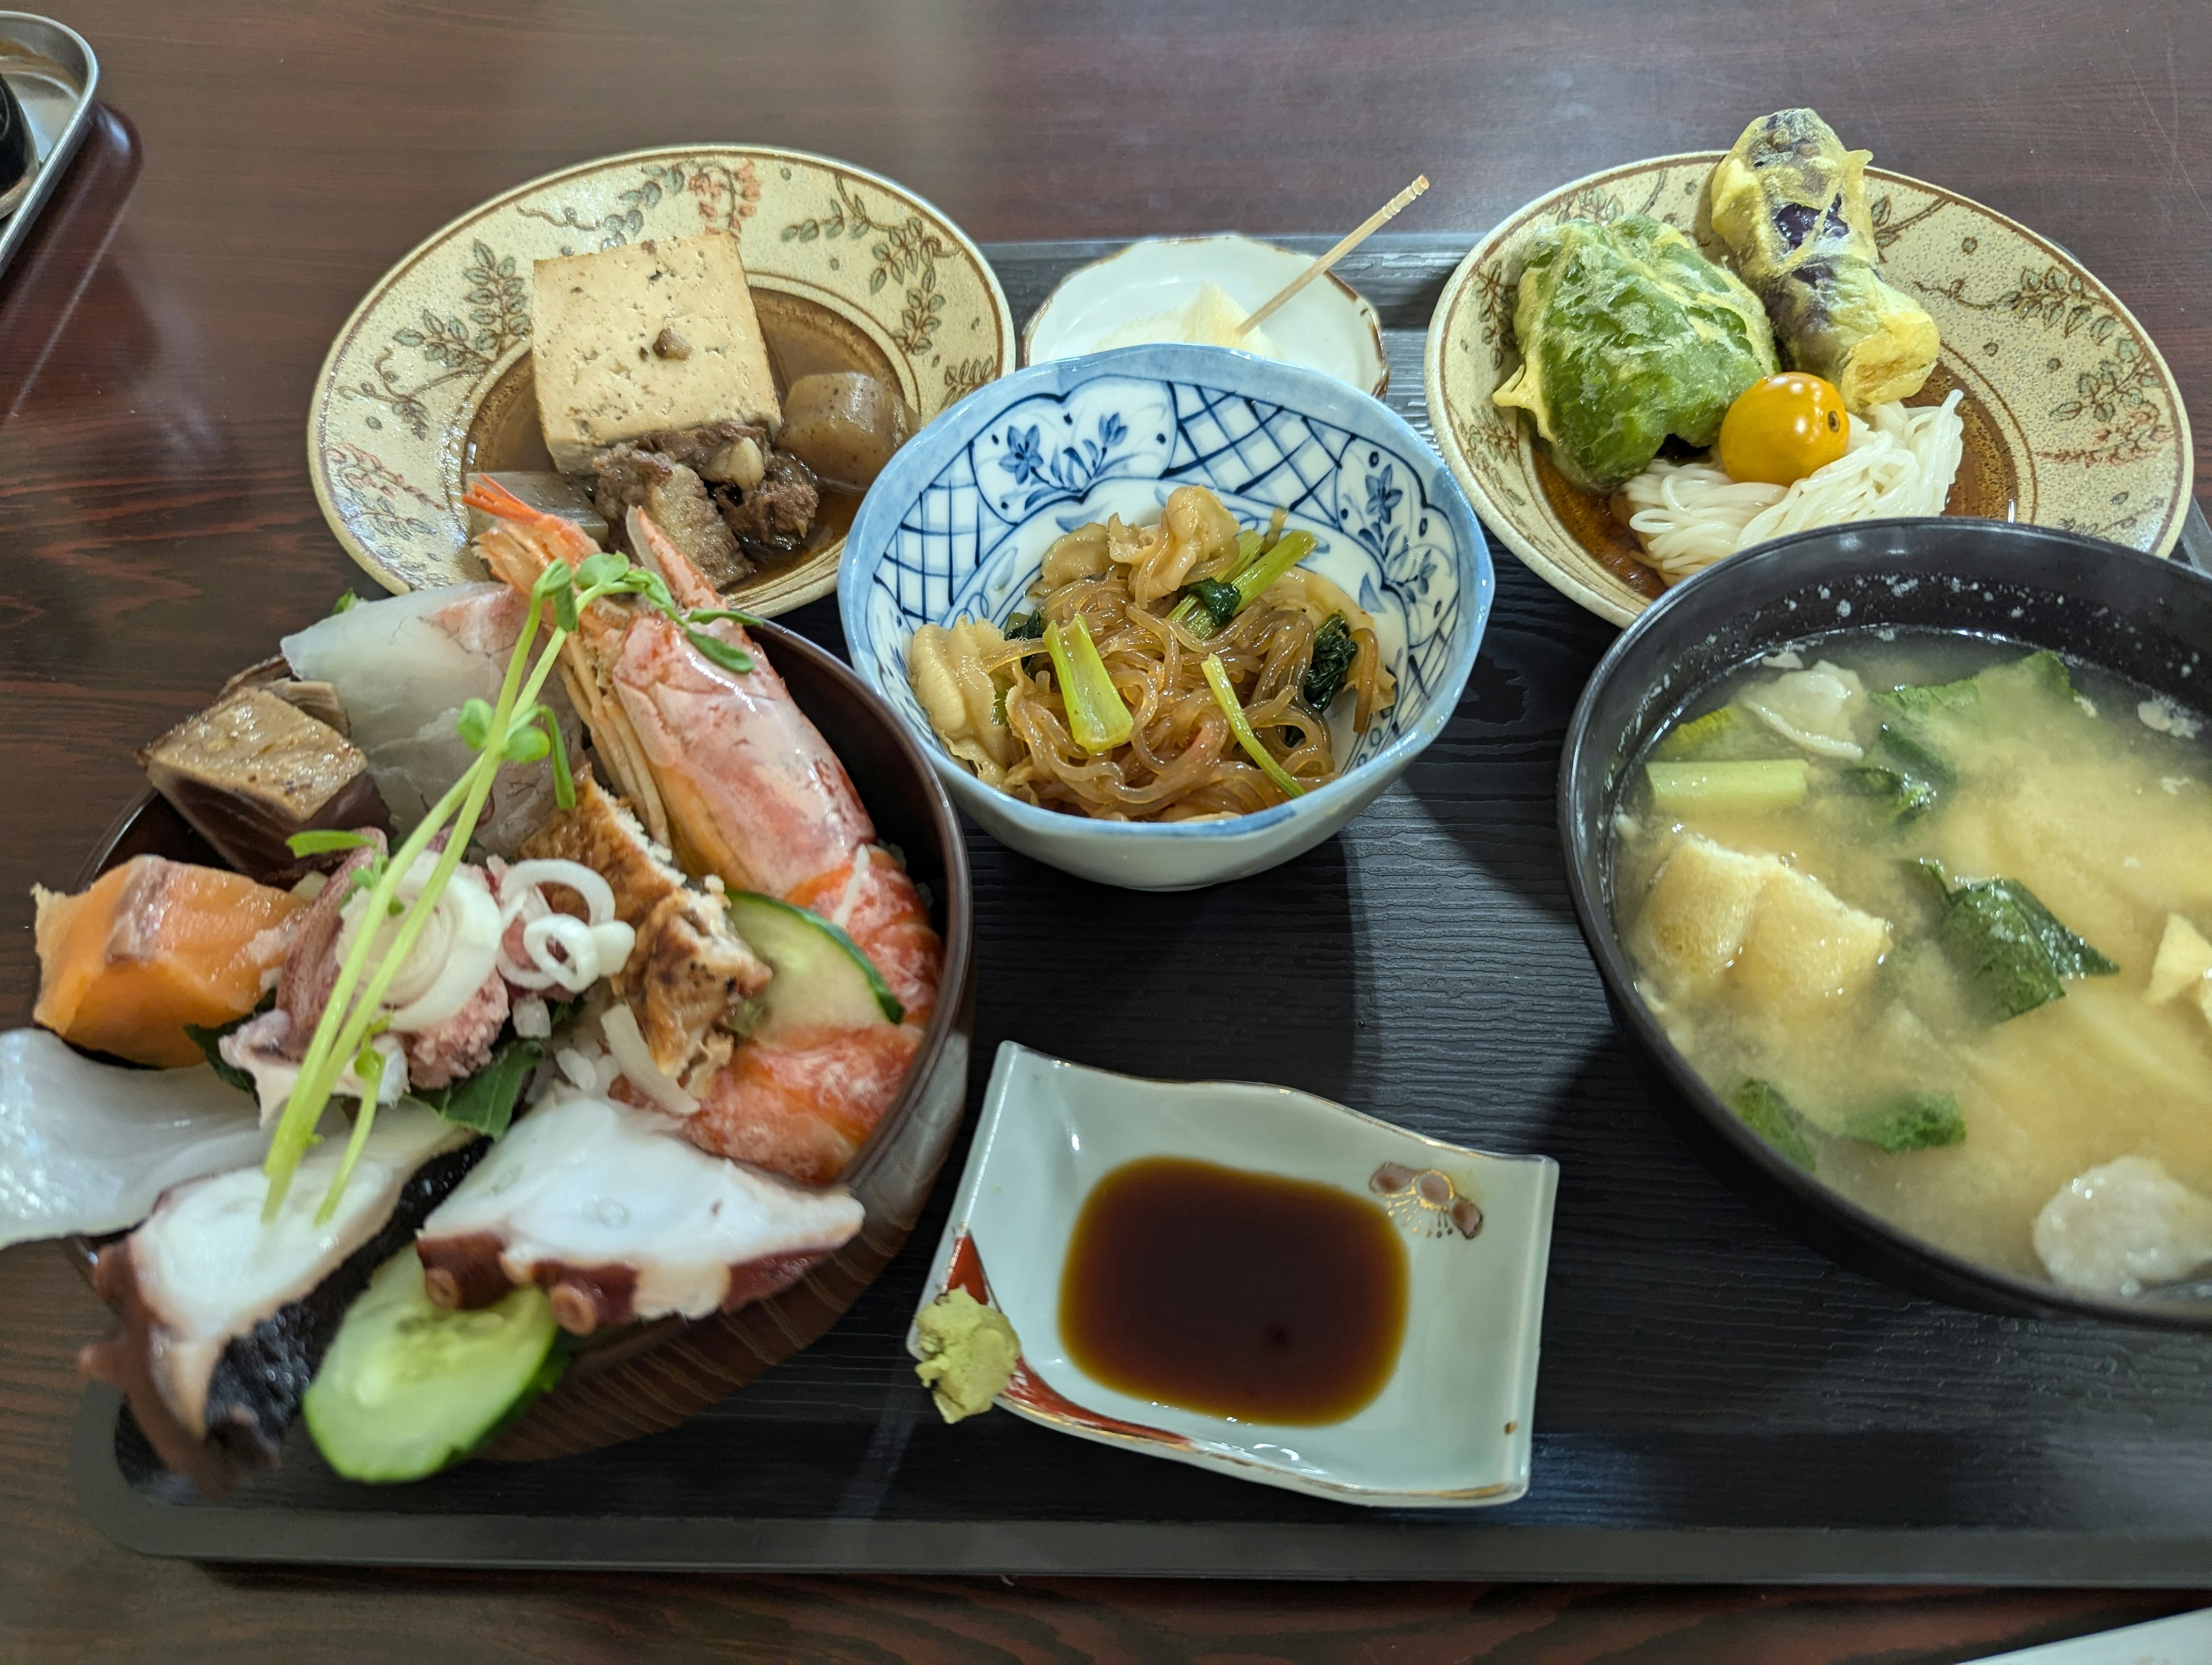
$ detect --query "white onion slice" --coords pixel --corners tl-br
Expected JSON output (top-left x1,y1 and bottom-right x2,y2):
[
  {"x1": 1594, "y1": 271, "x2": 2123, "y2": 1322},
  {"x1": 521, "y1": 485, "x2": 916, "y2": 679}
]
[
  {"x1": 338, "y1": 856, "x2": 503, "y2": 1033},
  {"x1": 524, "y1": 914, "x2": 602, "y2": 994},
  {"x1": 384, "y1": 867, "x2": 502, "y2": 1031},
  {"x1": 502, "y1": 859, "x2": 618, "y2": 926},
  {"x1": 600, "y1": 1003, "x2": 698, "y2": 1118},
  {"x1": 495, "y1": 859, "x2": 632, "y2": 993}
]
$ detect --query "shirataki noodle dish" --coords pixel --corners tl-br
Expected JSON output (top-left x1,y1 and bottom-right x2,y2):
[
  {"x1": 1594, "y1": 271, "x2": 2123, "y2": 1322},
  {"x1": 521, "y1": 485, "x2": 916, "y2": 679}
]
[
  {"x1": 907, "y1": 484, "x2": 1394, "y2": 821},
  {"x1": 1611, "y1": 634, "x2": 2212, "y2": 1299}
]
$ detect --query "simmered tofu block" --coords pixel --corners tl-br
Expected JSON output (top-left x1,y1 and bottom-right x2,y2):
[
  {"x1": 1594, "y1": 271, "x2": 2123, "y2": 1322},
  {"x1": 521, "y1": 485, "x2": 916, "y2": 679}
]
[{"x1": 531, "y1": 232, "x2": 781, "y2": 472}]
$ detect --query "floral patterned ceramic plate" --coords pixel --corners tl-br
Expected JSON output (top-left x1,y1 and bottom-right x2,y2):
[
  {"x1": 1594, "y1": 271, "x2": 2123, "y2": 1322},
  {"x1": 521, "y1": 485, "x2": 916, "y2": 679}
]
[
  {"x1": 908, "y1": 1042, "x2": 1558, "y2": 1507},
  {"x1": 308, "y1": 146, "x2": 1016, "y2": 615},
  {"x1": 1425, "y1": 153, "x2": 2195, "y2": 625}
]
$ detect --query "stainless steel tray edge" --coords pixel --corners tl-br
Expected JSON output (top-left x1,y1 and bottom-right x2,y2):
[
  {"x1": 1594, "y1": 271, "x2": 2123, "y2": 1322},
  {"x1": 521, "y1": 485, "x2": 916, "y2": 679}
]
[{"x1": 0, "y1": 10, "x2": 97, "y2": 285}]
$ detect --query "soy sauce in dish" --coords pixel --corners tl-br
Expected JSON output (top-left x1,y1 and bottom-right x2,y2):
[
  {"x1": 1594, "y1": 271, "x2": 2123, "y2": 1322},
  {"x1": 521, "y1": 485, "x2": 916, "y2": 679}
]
[{"x1": 1058, "y1": 1156, "x2": 1408, "y2": 1424}]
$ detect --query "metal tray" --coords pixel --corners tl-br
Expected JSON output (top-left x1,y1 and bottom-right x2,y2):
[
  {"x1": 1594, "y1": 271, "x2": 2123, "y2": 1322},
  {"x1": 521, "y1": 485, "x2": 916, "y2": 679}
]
[
  {"x1": 0, "y1": 12, "x2": 96, "y2": 285},
  {"x1": 74, "y1": 236, "x2": 2212, "y2": 1581}
]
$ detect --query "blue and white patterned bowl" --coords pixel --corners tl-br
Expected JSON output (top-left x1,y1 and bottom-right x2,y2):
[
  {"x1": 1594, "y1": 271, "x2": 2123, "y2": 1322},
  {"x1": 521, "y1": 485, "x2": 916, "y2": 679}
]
[{"x1": 839, "y1": 344, "x2": 1493, "y2": 891}]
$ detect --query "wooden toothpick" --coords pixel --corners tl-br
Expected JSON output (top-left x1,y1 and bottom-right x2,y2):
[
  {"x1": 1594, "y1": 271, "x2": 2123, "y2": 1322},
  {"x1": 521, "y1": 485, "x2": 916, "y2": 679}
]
[{"x1": 1236, "y1": 175, "x2": 1430, "y2": 339}]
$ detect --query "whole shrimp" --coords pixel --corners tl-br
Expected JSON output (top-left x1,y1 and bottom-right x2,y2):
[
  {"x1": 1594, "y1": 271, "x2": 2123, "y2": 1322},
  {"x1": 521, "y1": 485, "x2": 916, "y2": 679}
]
[{"x1": 463, "y1": 479, "x2": 943, "y2": 1184}]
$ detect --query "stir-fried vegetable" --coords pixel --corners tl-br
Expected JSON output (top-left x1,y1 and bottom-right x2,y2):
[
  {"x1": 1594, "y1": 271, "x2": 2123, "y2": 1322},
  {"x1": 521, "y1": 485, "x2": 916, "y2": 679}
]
[
  {"x1": 1166, "y1": 518, "x2": 1316, "y2": 639},
  {"x1": 1043, "y1": 615, "x2": 1133, "y2": 753},
  {"x1": 1301, "y1": 613, "x2": 1359, "y2": 711},
  {"x1": 261, "y1": 553, "x2": 760, "y2": 1221},
  {"x1": 1202, "y1": 654, "x2": 1304, "y2": 799}
]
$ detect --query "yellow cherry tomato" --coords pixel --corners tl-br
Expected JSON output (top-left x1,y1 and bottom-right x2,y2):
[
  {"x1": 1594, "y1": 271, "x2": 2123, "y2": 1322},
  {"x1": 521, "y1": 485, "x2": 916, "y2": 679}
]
[{"x1": 1716, "y1": 372, "x2": 1849, "y2": 487}]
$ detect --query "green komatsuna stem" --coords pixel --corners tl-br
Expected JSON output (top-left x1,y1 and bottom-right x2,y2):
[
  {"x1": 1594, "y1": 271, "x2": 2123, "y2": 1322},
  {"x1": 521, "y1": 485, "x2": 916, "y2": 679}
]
[
  {"x1": 1202, "y1": 654, "x2": 1305, "y2": 799},
  {"x1": 262, "y1": 593, "x2": 551, "y2": 1216},
  {"x1": 1166, "y1": 530, "x2": 1264, "y2": 634}
]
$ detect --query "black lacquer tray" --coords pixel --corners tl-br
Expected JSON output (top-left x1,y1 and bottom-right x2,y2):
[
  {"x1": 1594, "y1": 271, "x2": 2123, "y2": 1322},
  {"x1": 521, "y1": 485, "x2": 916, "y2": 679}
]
[{"x1": 75, "y1": 237, "x2": 2212, "y2": 1580}]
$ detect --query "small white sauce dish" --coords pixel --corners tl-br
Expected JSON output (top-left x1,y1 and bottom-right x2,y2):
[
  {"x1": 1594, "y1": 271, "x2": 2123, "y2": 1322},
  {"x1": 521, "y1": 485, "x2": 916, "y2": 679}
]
[
  {"x1": 1022, "y1": 234, "x2": 1390, "y2": 398},
  {"x1": 839, "y1": 342, "x2": 1493, "y2": 892},
  {"x1": 906, "y1": 1042, "x2": 1559, "y2": 1508}
]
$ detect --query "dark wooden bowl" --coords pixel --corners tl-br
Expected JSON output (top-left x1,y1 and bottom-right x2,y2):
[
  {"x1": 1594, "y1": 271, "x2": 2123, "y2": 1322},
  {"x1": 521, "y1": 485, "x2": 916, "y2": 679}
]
[
  {"x1": 71, "y1": 619, "x2": 975, "y2": 1461},
  {"x1": 1559, "y1": 517, "x2": 2212, "y2": 1330}
]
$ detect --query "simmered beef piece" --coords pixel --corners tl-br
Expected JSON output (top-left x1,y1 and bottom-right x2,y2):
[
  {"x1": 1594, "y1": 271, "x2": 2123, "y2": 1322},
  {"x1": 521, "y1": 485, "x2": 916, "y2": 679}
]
[
  {"x1": 717, "y1": 449, "x2": 820, "y2": 557},
  {"x1": 592, "y1": 446, "x2": 753, "y2": 590},
  {"x1": 588, "y1": 421, "x2": 820, "y2": 585},
  {"x1": 626, "y1": 420, "x2": 767, "y2": 479}
]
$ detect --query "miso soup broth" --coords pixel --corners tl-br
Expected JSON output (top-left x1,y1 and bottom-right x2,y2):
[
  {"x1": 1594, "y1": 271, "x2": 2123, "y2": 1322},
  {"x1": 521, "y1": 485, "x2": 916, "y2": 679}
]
[{"x1": 1609, "y1": 631, "x2": 2212, "y2": 1297}]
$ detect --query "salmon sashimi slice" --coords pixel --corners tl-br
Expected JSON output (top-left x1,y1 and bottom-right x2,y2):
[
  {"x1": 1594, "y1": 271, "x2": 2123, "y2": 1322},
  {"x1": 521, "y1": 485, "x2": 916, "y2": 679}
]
[
  {"x1": 33, "y1": 855, "x2": 304, "y2": 1067},
  {"x1": 690, "y1": 1022, "x2": 925, "y2": 1186}
]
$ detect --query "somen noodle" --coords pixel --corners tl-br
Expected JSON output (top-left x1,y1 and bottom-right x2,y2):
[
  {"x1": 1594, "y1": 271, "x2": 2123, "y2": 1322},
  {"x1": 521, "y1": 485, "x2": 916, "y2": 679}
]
[{"x1": 1615, "y1": 392, "x2": 1965, "y2": 585}]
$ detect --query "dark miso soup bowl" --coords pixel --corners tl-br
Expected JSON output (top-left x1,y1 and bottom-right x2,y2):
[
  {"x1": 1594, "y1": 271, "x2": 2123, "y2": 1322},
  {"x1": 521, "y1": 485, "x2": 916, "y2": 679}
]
[
  {"x1": 1559, "y1": 517, "x2": 2212, "y2": 1330},
  {"x1": 71, "y1": 619, "x2": 976, "y2": 1462}
]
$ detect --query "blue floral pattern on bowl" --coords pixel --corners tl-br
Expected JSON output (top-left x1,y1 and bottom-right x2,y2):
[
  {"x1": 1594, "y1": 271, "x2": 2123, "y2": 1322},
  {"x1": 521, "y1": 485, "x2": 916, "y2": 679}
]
[{"x1": 840, "y1": 344, "x2": 1493, "y2": 890}]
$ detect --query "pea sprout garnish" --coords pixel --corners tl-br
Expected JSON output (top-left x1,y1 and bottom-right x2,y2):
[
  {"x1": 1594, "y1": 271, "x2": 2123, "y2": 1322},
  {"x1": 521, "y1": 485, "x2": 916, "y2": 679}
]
[{"x1": 259, "y1": 553, "x2": 764, "y2": 1221}]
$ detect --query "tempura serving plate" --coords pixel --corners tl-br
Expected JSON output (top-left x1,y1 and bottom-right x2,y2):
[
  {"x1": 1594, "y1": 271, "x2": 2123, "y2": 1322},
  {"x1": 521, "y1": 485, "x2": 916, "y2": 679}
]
[
  {"x1": 907, "y1": 1043, "x2": 1556, "y2": 1507},
  {"x1": 308, "y1": 146, "x2": 1016, "y2": 616},
  {"x1": 1426, "y1": 152, "x2": 2195, "y2": 625}
]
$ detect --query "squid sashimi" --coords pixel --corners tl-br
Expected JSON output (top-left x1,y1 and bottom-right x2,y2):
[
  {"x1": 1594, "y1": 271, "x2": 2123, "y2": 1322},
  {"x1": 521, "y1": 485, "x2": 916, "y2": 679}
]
[
  {"x1": 0, "y1": 1029, "x2": 268, "y2": 1250},
  {"x1": 464, "y1": 480, "x2": 944, "y2": 1182},
  {"x1": 32, "y1": 855, "x2": 302, "y2": 1067}
]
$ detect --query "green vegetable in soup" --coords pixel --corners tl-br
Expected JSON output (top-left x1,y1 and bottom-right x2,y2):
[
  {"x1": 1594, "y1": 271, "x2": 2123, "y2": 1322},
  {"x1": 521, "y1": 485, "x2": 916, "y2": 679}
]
[
  {"x1": 1923, "y1": 863, "x2": 2117, "y2": 1022},
  {"x1": 1653, "y1": 704, "x2": 1798, "y2": 762},
  {"x1": 1843, "y1": 725, "x2": 1955, "y2": 822},
  {"x1": 1874, "y1": 676, "x2": 1980, "y2": 726},
  {"x1": 1979, "y1": 648, "x2": 2075, "y2": 707},
  {"x1": 1728, "y1": 1078, "x2": 1817, "y2": 1172},
  {"x1": 1491, "y1": 214, "x2": 1780, "y2": 494},
  {"x1": 1874, "y1": 650, "x2": 2078, "y2": 733},
  {"x1": 1647, "y1": 758, "x2": 1809, "y2": 814},
  {"x1": 1842, "y1": 1091, "x2": 1965, "y2": 1152}
]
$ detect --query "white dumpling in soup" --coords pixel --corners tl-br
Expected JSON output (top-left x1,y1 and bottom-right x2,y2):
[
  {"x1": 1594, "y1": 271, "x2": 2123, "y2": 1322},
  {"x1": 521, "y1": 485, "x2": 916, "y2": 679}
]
[
  {"x1": 2033, "y1": 1155, "x2": 2212, "y2": 1297},
  {"x1": 1743, "y1": 660, "x2": 1868, "y2": 760}
]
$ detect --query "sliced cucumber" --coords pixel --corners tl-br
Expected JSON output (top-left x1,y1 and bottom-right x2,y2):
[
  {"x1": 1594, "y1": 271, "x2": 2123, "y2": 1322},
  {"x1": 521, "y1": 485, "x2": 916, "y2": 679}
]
[
  {"x1": 725, "y1": 891, "x2": 903, "y2": 1038},
  {"x1": 303, "y1": 1249, "x2": 563, "y2": 1484}
]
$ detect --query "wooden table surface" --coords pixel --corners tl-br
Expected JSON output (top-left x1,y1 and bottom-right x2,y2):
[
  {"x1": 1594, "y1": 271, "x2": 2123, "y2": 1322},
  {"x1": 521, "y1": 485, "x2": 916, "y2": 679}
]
[{"x1": 3, "y1": 2, "x2": 2207, "y2": 1659}]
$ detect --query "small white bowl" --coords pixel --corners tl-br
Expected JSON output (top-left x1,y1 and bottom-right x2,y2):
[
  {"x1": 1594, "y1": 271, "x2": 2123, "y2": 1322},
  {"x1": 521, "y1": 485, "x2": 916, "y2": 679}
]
[
  {"x1": 1022, "y1": 235, "x2": 1389, "y2": 398},
  {"x1": 838, "y1": 343, "x2": 1493, "y2": 892},
  {"x1": 907, "y1": 1042, "x2": 1559, "y2": 1508}
]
